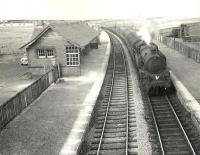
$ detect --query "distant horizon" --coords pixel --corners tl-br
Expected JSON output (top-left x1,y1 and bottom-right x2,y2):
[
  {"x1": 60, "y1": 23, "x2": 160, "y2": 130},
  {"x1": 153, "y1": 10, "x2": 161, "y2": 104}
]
[
  {"x1": 1, "y1": 17, "x2": 200, "y2": 21},
  {"x1": 0, "y1": 0, "x2": 199, "y2": 20}
]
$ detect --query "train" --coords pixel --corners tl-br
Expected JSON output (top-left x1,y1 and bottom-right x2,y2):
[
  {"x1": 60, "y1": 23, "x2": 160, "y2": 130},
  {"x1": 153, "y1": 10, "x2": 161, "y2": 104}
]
[{"x1": 120, "y1": 28, "x2": 172, "y2": 95}]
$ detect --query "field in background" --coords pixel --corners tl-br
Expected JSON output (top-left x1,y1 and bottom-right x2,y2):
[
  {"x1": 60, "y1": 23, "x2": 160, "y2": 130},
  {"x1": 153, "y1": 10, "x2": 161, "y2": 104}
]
[
  {"x1": 0, "y1": 18, "x2": 199, "y2": 55},
  {"x1": 0, "y1": 24, "x2": 34, "y2": 54}
]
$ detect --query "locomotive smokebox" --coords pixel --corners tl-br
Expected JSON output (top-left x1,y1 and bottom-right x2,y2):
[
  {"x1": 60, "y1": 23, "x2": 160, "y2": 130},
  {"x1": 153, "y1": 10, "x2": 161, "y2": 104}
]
[
  {"x1": 144, "y1": 55, "x2": 166, "y2": 74},
  {"x1": 140, "y1": 45, "x2": 166, "y2": 74}
]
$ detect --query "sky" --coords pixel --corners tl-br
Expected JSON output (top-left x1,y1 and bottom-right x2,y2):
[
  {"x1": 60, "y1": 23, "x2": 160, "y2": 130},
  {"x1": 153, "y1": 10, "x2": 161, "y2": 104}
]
[{"x1": 0, "y1": 0, "x2": 199, "y2": 20}]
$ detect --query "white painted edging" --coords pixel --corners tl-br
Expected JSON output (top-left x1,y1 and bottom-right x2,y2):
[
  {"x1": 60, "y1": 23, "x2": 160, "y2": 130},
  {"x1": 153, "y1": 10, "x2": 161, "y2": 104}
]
[
  {"x1": 59, "y1": 33, "x2": 111, "y2": 155},
  {"x1": 170, "y1": 71, "x2": 200, "y2": 131}
]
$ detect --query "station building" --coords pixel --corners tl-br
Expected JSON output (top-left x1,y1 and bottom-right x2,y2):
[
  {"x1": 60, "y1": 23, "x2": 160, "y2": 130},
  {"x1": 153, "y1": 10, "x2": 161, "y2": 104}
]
[{"x1": 20, "y1": 22, "x2": 99, "y2": 76}]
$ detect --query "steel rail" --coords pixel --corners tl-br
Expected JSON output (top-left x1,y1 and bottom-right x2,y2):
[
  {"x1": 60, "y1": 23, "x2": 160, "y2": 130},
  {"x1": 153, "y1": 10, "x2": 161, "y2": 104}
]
[
  {"x1": 148, "y1": 94, "x2": 197, "y2": 155},
  {"x1": 165, "y1": 95, "x2": 196, "y2": 155},
  {"x1": 147, "y1": 95, "x2": 165, "y2": 155},
  {"x1": 119, "y1": 44, "x2": 129, "y2": 155},
  {"x1": 96, "y1": 39, "x2": 116, "y2": 155}
]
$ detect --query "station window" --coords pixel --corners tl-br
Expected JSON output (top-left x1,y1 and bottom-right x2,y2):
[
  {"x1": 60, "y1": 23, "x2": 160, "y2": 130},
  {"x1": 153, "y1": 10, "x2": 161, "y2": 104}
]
[
  {"x1": 66, "y1": 46, "x2": 80, "y2": 66},
  {"x1": 37, "y1": 49, "x2": 46, "y2": 58},
  {"x1": 47, "y1": 49, "x2": 54, "y2": 58},
  {"x1": 37, "y1": 48, "x2": 55, "y2": 58}
]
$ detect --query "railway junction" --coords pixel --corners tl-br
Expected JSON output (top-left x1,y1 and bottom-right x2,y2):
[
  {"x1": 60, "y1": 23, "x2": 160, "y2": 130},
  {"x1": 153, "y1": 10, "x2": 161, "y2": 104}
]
[{"x1": 1, "y1": 20, "x2": 200, "y2": 155}]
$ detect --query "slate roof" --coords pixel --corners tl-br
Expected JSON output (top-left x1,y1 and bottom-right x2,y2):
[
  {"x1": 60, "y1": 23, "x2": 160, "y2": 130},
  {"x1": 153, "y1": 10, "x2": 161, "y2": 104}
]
[{"x1": 20, "y1": 22, "x2": 99, "y2": 49}]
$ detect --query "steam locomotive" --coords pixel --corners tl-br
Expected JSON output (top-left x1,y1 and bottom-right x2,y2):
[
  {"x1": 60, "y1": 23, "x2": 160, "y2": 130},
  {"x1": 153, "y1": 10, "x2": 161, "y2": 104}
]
[{"x1": 121, "y1": 29, "x2": 172, "y2": 94}]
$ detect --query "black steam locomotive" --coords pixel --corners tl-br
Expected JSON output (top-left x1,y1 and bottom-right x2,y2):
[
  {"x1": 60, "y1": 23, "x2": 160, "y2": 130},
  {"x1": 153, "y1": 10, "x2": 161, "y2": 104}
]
[{"x1": 122, "y1": 29, "x2": 172, "y2": 94}]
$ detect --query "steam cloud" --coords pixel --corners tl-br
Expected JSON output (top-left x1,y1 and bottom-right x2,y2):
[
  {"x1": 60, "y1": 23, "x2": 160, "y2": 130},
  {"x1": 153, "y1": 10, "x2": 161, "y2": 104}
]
[{"x1": 137, "y1": 21, "x2": 151, "y2": 44}]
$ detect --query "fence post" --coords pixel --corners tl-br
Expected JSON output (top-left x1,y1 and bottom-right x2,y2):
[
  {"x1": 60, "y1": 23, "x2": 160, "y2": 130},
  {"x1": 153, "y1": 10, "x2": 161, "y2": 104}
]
[
  {"x1": 57, "y1": 63, "x2": 61, "y2": 78},
  {"x1": 173, "y1": 38, "x2": 175, "y2": 49}
]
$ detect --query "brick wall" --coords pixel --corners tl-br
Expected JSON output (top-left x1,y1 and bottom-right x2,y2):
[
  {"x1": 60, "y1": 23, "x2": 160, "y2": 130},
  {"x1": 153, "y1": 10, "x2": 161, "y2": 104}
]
[{"x1": 27, "y1": 29, "x2": 68, "y2": 67}]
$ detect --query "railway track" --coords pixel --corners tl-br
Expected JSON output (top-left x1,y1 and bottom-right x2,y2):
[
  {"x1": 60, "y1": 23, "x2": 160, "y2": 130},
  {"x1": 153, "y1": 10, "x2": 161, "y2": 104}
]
[
  {"x1": 80, "y1": 30, "x2": 199, "y2": 155},
  {"x1": 86, "y1": 34, "x2": 138, "y2": 155},
  {"x1": 145, "y1": 93, "x2": 197, "y2": 155},
  {"x1": 109, "y1": 28, "x2": 200, "y2": 154}
]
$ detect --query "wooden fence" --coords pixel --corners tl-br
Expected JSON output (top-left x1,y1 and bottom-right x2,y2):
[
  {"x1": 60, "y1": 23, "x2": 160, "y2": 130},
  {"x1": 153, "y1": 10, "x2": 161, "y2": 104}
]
[
  {"x1": 0, "y1": 65, "x2": 59, "y2": 130},
  {"x1": 156, "y1": 35, "x2": 200, "y2": 63}
]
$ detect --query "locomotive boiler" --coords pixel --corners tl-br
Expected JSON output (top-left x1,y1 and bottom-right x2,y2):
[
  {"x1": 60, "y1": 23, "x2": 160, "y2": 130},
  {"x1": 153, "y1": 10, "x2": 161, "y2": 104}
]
[
  {"x1": 121, "y1": 28, "x2": 172, "y2": 94},
  {"x1": 134, "y1": 41, "x2": 171, "y2": 94}
]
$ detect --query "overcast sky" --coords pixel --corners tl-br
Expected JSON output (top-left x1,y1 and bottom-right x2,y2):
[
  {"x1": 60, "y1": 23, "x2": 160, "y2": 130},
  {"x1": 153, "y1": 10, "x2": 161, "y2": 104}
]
[{"x1": 0, "y1": 0, "x2": 200, "y2": 20}]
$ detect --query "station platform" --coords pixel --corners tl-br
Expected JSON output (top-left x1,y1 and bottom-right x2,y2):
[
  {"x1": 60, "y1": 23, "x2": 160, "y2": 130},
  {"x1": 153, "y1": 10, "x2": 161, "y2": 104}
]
[
  {"x1": 153, "y1": 40, "x2": 200, "y2": 102},
  {"x1": 0, "y1": 31, "x2": 111, "y2": 155}
]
